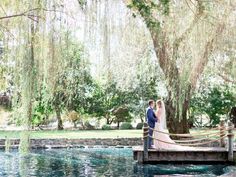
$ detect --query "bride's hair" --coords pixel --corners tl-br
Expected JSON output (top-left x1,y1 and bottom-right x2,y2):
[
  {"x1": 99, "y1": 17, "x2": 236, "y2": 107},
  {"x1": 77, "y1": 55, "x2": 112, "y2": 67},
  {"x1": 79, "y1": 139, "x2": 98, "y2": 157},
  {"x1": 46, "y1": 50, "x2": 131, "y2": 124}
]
[
  {"x1": 156, "y1": 99, "x2": 167, "y2": 129},
  {"x1": 156, "y1": 100, "x2": 162, "y2": 108}
]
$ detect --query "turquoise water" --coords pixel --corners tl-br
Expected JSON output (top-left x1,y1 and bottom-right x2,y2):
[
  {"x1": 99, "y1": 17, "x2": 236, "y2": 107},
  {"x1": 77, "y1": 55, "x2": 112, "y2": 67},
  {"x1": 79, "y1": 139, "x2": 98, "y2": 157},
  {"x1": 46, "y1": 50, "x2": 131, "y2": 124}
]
[{"x1": 0, "y1": 148, "x2": 235, "y2": 177}]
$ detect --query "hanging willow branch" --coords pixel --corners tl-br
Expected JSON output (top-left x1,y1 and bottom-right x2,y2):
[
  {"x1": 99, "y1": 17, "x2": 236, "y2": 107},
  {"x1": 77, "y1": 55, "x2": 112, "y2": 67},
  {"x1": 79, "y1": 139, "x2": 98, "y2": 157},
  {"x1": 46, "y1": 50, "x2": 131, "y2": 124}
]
[{"x1": 189, "y1": 23, "x2": 225, "y2": 89}]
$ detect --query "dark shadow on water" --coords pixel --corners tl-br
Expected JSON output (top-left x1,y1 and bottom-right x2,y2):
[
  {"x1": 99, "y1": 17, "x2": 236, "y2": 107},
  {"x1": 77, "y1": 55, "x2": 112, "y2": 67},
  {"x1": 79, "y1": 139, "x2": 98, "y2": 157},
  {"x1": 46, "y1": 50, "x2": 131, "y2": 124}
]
[{"x1": 133, "y1": 163, "x2": 228, "y2": 177}]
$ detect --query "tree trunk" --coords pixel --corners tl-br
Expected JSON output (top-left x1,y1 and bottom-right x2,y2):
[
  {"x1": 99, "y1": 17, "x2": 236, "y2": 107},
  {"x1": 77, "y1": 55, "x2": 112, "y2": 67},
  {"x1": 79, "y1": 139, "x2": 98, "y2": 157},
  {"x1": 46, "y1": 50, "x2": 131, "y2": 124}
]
[
  {"x1": 106, "y1": 116, "x2": 110, "y2": 124},
  {"x1": 125, "y1": 0, "x2": 228, "y2": 134},
  {"x1": 148, "y1": 30, "x2": 191, "y2": 134},
  {"x1": 55, "y1": 106, "x2": 63, "y2": 130},
  {"x1": 165, "y1": 97, "x2": 189, "y2": 134},
  {"x1": 106, "y1": 114, "x2": 113, "y2": 124},
  {"x1": 117, "y1": 122, "x2": 120, "y2": 129},
  {"x1": 73, "y1": 121, "x2": 77, "y2": 128},
  {"x1": 140, "y1": 115, "x2": 144, "y2": 123}
]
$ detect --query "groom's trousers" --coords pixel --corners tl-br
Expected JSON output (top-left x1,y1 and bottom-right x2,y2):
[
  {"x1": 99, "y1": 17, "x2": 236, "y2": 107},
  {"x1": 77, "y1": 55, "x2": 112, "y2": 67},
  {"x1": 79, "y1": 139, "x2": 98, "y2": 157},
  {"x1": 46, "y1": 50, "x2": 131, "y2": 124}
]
[{"x1": 148, "y1": 128, "x2": 153, "y2": 148}]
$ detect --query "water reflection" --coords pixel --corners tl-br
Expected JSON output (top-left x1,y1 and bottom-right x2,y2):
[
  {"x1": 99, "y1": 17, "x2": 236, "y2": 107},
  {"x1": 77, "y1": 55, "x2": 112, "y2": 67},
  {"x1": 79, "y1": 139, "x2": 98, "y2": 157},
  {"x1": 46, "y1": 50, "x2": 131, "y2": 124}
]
[
  {"x1": 19, "y1": 156, "x2": 29, "y2": 177},
  {"x1": 133, "y1": 164, "x2": 229, "y2": 177},
  {"x1": 0, "y1": 148, "x2": 235, "y2": 177}
]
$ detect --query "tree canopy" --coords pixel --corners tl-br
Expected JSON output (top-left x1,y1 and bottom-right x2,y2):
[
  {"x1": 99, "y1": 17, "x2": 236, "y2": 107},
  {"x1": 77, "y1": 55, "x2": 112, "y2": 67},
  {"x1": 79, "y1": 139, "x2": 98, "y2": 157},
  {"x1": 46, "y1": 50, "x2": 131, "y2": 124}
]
[{"x1": 0, "y1": 0, "x2": 235, "y2": 133}]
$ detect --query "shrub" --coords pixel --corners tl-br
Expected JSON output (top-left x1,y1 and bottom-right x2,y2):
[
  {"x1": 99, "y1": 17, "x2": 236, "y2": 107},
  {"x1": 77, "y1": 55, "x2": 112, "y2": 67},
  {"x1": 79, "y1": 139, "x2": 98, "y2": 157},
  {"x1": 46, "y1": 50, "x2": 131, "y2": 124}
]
[
  {"x1": 68, "y1": 111, "x2": 80, "y2": 128},
  {"x1": 112, "y1": 106, "x2": 131, "y2": 128},
  {"x1": 136, "y1": 122, "x2": 144, "y2": 129},
  {"x1": 120, "y1": 122, "x2": 133, "y2": 130},
  {"x1": 102, "y1": 124, "x2": 112, "y2": 130}
]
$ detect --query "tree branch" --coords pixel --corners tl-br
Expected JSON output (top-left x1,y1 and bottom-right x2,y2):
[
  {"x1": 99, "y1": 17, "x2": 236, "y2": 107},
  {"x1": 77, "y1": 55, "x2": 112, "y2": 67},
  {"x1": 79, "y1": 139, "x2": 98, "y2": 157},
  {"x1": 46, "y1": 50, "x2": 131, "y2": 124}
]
[
  {"x1": 0, "y1": 7, "x2": 65, "y2": 21},
  {"x1": 0, "y1": 13, "x2": 27, "y2": 20}
]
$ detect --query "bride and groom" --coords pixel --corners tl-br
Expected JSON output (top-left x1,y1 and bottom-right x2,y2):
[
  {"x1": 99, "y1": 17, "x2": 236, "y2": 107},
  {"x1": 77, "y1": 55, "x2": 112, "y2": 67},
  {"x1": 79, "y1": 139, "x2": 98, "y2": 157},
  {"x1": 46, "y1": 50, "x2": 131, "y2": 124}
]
[{"x1": 146, "y1": 99, "x2": 178, "y2": 149}]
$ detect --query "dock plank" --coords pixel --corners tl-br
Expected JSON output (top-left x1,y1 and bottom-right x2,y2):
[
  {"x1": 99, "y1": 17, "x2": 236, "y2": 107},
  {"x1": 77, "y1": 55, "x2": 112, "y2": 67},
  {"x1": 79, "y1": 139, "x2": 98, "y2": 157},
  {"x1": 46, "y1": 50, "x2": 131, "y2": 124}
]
[
  {"x1": 133, "y1": 146, "x2": 231, "y2": 152},
  {"x1": 133, "y1": 146, "x2": 236, "y2": 164}
]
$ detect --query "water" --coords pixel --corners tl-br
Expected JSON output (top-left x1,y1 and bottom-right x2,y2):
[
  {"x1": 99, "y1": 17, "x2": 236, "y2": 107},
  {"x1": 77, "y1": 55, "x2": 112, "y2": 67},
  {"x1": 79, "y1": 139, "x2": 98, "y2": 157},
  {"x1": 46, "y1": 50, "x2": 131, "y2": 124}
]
[{"x1": 0, "y1": 148, "x2": 235, "y2": 177}]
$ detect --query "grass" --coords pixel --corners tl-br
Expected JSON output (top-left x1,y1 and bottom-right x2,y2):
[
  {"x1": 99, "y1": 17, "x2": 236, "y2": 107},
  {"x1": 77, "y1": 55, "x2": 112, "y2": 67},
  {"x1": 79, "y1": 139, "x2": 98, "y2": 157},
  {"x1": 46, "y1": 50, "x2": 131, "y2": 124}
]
[
  {"x1": 0, "y1": 129, "x2": 235, "y2": 141},
  {"x1": 0, "y1": 129, "x2": 143, "y2": 139}
]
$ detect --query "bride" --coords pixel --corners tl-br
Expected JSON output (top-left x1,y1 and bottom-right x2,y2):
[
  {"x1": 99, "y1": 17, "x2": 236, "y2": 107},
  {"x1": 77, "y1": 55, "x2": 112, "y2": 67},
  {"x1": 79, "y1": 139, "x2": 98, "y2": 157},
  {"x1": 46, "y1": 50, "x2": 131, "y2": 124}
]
[{"x1": 153, "y1": 100, "x2": 182, "y2": 149}]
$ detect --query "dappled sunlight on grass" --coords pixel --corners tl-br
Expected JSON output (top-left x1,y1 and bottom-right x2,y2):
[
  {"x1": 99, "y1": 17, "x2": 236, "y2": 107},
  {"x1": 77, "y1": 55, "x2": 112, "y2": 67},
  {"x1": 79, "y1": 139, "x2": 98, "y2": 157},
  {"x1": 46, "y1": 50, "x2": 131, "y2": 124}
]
[
  {"x1": 0, "y1": 129, "x2": 235, "y2": 140},
  {"x1": 0, "y1": 130, "x2": 143, "y2": 139}
]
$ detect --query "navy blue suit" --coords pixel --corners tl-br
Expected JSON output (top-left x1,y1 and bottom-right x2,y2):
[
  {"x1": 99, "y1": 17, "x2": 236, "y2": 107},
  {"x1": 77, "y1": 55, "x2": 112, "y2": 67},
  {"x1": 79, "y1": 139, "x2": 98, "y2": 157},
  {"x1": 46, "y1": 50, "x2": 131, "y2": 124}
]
[{"x1": 146, "y1": 107, "x2": 157, "y2": 148}]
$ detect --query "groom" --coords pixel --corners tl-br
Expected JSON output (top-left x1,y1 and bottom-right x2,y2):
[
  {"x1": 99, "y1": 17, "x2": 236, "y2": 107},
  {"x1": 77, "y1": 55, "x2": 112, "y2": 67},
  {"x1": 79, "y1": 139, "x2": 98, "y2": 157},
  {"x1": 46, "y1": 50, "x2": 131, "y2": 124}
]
[{"x1": 146, "y1": 100, "x2": 158, "y2": 149}]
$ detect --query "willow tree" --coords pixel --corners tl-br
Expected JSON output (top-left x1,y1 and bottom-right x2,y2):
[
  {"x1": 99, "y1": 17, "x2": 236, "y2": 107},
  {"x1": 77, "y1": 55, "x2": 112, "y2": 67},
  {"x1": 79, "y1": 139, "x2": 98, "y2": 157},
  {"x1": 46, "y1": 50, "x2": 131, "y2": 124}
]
[
  {"x1": 0, "y1": 0, "x2": 49, "y2": 152},
  {"x1": 126, "y1": 0, "x2": 235, "y2": 133},
  {"x1": 19, "y1": 0, "x2": 43, "y2": 154},
  {"x1": 0, "y1": 0, "x2": 43, "y2": 154}
]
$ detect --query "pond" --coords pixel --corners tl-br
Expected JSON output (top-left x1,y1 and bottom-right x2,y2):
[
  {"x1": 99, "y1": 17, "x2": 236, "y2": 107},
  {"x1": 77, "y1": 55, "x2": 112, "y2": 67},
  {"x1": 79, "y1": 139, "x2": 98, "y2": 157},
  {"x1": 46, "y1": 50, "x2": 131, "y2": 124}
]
[{"x1": 0, "y1": 148, "x2": 235, "y2": 177}]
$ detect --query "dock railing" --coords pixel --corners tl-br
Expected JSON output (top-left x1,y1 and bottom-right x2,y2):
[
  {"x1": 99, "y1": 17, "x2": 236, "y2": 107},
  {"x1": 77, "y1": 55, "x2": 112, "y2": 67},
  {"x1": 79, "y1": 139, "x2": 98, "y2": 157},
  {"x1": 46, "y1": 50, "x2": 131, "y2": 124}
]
[
  {"x1": 143, "y1": 121, "x2": 234, "y2": 162},
  {"x1": 220, "y1": 120, "x2": 226, "y2": 147},
  {"x1": 228, "y1": 122, "x2": 234, "y2": 162}
]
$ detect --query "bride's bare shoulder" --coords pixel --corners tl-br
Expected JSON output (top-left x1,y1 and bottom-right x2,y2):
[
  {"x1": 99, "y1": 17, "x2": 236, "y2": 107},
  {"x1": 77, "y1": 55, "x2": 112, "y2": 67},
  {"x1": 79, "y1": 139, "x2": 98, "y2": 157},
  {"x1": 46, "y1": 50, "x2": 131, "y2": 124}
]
[{"x1": 156, "y1": 109, "x2": 162, "y2": 118}]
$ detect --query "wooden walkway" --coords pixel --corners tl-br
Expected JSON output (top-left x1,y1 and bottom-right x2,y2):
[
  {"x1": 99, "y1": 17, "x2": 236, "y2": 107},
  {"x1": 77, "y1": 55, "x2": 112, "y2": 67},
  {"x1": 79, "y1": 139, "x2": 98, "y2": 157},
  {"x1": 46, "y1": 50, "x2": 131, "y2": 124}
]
[
  {"x1": 134, "y1": 122, "x2": 236, "y2": 164},
  {"x1": 133, "y1": 146, "x2": 236, "y2": 164}
]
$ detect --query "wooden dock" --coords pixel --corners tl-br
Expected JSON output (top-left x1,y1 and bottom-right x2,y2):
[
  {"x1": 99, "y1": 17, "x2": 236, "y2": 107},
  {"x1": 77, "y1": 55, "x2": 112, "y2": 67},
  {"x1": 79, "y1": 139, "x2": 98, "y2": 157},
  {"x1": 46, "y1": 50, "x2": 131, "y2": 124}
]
[
  {"x1": 133, "y1": 146, "x2": 236, "y2": 164},
  {"x1": 134, "y1": 121, "x2": 236, "y2": 164}
]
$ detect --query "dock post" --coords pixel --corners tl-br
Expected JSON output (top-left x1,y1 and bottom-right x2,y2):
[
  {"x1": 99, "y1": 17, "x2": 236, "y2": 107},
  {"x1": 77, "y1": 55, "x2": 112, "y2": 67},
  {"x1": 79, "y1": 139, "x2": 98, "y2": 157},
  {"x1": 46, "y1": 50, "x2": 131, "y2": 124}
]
[
  {"x1": 143, "y1": 122, "x2": 149, "y2": 162},
  {"x1": 227, "y1": 122, "x2": 234, "y2": 162},
  {"x1": 220, "y1": 121, "x2": 226, "y2": 147}
]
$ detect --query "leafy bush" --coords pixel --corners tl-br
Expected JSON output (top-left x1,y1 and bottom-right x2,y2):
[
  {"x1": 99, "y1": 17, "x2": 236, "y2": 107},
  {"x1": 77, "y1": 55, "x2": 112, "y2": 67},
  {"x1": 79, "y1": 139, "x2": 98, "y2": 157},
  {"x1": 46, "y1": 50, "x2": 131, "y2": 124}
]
[
  {"x1": 112, "y1": 106, "x2": 132, "y2": 128},
  {"x1": 32, "y1": 99, "x2": 52, "y2": 127},
  {"x1": 191, "y1": 85, "x2": 236, "y2": 126},
  {"x1": 68, "y1": 111, "x2": 80, "y2": 128},
  {"x1": 120, "y1": 122, "x2": 133, "y2": 130},
  {"x1": 136, "y1": 122, "x2": 144, "y2": 129},
  {"x1": 102, "y1": 124, "x2": 112, "y2": 130}
]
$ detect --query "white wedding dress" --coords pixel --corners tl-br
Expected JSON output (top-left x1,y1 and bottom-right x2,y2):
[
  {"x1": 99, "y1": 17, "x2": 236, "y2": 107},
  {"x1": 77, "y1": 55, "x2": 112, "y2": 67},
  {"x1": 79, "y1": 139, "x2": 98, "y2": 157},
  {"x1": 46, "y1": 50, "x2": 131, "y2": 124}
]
[
  {"x1": 153, "y1": 101, "x2": 182, "y2": 150},
  {"x1": 153, "y1": 122, "x2": 183, "y2": 150}
]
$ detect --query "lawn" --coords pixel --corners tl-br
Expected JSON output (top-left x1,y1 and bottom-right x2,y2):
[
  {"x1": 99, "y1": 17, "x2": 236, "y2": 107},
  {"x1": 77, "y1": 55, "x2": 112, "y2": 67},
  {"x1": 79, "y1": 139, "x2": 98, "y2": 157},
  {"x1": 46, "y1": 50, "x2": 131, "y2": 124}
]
[
  {"x1": 0, "y1": 129, "x2": 235, "y2": 141},
  {"x1": 0, "y1": 129, "x2": 143, "y2": 139}
]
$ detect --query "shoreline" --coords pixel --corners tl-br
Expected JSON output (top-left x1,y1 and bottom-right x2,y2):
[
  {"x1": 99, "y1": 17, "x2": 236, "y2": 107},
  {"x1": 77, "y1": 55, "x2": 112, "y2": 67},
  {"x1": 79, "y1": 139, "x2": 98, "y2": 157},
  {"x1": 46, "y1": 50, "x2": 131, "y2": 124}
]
[{"x1": 0, "y1": 137, "x2": 143, "y2": 149}]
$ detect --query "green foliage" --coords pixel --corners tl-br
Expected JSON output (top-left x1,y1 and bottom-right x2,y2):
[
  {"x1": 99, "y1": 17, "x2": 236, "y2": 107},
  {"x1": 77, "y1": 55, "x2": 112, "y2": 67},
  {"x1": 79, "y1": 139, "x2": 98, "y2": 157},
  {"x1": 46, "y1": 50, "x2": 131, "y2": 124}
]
[
  {"x1": 88, "y1": 81, "x2": 130, "y2": 124},
  {"x1": 67, "y1": 110, "x2": 81, "y2": 128},
  {"x1": 191, "y1": 85, "x2": 236, "y2": 126},
  {"x1": 136, "y1": 122, "x2": 144, "y2": 129},
  {"x1": 102, "y1": 124, "x2": 112, "y2": 130},
  {"x1": 160, "y1": 0, "x2": 170, "y2": 15},
  {"x1": 52, "y1": 43, "x2": 94, "y2": 113},
  {"x1": 120, "y1": 122, "x2": 133, "y2": 130},
  {"x1": 2, "y1": 0, "x2": 234, "y2": 134},
  {"x1": 78, "y1": 0, "x2": 86, "y2": 7},
  {"x1": 112, "y1": 106, "x2": 131, "y2": 128},
  {"x1": 127, "y1": 0, "x2": 169, "y2": 28},
  {"x1": 129, "y1": 76, "x2": 160, "y2": 122},
  {"x1": 32, "y1": 86, "x2": 53, "y2": 126}
]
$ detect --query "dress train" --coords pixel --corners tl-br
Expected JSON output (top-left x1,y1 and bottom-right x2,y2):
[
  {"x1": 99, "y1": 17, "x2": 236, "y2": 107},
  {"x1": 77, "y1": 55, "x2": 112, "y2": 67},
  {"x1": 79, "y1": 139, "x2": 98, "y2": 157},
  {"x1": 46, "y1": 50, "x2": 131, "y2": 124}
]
[{"x1": 153, "y1": 122, "x2": 183, "y2": 150}]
